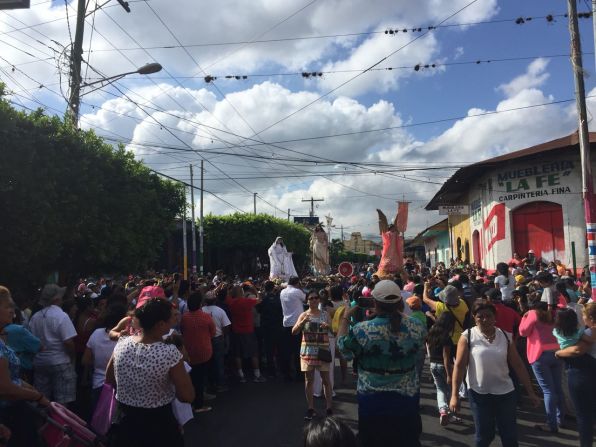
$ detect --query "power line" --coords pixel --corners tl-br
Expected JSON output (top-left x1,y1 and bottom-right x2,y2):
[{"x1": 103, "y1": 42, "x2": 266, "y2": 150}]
[
  {"x1": 84, "y1": 12, "x2": 580, "y2": 53},
  {"x1": 237, "y1": 0, "x2": 483, "y2": 144}
]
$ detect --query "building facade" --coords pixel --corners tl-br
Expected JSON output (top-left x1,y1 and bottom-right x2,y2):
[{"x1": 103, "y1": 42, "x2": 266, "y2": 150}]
[
  {"x1": 426, "y1": 132, "x2": 595, "y2": 272},
  {"x1": 343, "y1": 232, "x2": 382, "y2": 256},
  {"x1": 410, "y1": 219, "x2": 451, "y2": 267}
]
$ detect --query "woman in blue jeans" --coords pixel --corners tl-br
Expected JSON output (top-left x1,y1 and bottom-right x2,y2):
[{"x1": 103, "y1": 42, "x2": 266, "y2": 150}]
[
  {"x1": 426, "y1": 312, "x2": 458, "y2": 426},
  {"x1": 519, "y1": 300, "x2": 565, "y2": 432},
  {"x1": 450, "y1": 300, "x2": 540, "y2": 447}
]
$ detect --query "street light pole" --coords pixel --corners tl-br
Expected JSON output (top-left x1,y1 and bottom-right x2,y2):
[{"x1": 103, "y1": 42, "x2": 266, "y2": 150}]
[{"x1": 64, "y1": 0, "x2": 155, "y2": 127}]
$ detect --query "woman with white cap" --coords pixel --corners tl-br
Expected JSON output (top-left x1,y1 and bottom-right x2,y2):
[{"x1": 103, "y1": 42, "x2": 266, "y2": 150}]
[{"x1": 337, "y1": 280, "x2": 427, "y2": 447}]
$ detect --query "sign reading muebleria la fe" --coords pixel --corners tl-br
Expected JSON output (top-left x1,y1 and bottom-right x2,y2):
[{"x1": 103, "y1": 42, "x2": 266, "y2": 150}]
[{"x1": 495, "y1": 160, "x2": 574, "y2": 202}]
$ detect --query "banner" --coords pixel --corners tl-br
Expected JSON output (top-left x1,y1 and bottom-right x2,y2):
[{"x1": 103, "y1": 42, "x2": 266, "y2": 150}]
[{"x1": 396, "y1": 201, "x2": 409, "y2": 233}]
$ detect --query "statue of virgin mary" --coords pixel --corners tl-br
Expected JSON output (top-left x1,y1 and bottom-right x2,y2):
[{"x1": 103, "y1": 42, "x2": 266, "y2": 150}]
[{"x1": 268, "y1": 237, "x2": 298, "y2": 281}]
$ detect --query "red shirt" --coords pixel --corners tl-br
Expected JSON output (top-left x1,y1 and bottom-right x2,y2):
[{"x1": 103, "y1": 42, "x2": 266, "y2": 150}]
[
  {"x1": 225, "y1": 297, "x2": 257, "y2": 334},
  {"x1": 494, "y1": 303, "x2": 521, "y2": 335},
  {"x1": 181, "y1": 310, "x2": 215, "y2": 364}
]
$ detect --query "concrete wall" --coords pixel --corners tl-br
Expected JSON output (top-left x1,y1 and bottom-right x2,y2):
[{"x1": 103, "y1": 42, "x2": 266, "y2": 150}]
[{"x1": 465, "y1": 153, "x2": 589, "y2": 270}]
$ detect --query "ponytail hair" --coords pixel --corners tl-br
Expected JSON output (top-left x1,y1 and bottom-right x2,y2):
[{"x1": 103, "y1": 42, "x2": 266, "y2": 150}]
[{"x1": 375, "y1": 299, "x2": 403, "y2": 334}]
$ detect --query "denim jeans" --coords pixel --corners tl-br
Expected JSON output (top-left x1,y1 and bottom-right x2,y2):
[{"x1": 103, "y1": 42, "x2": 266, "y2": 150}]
[
  {"x1": 429, "y1": 362, "x2": 450, "y2": 412},
  {"x1": 468, "y1": 389, "x2": 518, "y2": 447},
  {"x1": 531, "y1": 350, "x2": 564, "y2": 431},
  {"x1": 567, "y1": 365, "x2": 595, "y2": 447}
]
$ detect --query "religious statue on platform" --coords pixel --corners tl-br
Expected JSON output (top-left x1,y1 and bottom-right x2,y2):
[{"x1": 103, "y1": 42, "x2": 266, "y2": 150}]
[
  {"x1": 376, "y1": 202, "x2": 409, "y2": 278},
  {"x1": 268, "y1": 237, "x2": 298, "y2": 281},
  {"x1": 311, "y1": 223, "x2": 330, "y2": 276}
]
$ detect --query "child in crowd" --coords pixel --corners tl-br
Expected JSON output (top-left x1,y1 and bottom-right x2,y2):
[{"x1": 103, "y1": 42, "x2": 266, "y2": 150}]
[{"x1": 303, "y1": 417, "x2": 357, "y2": 447}]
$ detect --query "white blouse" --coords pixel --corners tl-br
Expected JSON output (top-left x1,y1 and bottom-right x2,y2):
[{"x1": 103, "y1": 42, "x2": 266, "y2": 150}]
[
  {"x1": 113, "y1": 336, "x2": 182, "y2": 408},
  {"x1": 465, "y1": 327, "x2": 514, "y2": 395}
]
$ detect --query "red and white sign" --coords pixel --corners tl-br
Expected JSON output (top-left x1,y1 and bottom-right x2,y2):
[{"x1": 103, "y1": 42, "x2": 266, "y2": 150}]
[
  {"x1": 338, "y1": 262, "x2": 354, "y2": 277},
  {"x1": 483, "y1": 203, "x2": 506, "y2": 252}
]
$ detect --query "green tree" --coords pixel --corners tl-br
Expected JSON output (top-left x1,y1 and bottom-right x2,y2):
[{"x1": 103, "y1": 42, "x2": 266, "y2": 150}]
[
  {"x1": 203, "y1": 213, "x2": 310, "y2": 274},
  {"x1": 0, "y1": 89, "x2": 184, "y2": 290}
]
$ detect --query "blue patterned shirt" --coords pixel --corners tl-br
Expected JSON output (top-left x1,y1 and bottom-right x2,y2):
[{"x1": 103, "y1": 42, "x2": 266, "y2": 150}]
[
  {"x1": 0, "y1": 339, "x2": 21, "y2": 386},
  {"x1": 338, "y1": 315, "x2": 426, "y2": 397}
]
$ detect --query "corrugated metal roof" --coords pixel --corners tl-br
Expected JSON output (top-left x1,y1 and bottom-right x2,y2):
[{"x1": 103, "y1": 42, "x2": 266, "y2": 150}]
[{"x1": 425, "y1": 131, "x2": 596, "y2": 210}]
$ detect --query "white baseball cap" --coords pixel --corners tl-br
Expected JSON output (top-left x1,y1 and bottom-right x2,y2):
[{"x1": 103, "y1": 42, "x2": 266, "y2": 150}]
[{"x1": 371, "y1": 280, "x2": 402, "y2": 304}]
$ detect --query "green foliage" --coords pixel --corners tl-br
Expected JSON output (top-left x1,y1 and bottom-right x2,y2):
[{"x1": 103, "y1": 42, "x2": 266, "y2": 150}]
[
  {"x1": 203, "y1": 213, "x2": 310, "y2": 271},
  {"x1": 0, "y1": 93, "x2": 184, "y2": 289}
]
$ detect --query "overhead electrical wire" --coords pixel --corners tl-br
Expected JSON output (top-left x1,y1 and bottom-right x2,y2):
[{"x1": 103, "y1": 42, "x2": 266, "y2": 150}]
[{"x1": 84, "y1": 11, "x2": 585, "y2": 53}]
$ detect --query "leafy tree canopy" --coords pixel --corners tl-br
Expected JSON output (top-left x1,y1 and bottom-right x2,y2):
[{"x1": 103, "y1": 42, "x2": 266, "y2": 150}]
[
  {"x1": 203, "y1": 213, "x2": 310, "y2": 264},
  {"x1": 0, "y1": 87, "x2": 184, "y2": 290}
]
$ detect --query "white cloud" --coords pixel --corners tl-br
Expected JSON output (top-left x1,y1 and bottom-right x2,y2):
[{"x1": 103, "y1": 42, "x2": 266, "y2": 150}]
[{"x1": 497, "y1": 58, "x2": 550, "y2": 97}]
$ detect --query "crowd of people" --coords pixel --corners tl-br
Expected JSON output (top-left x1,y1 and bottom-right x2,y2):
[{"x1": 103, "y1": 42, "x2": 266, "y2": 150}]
[{"x1": 0, "y1": 252, "x2": 594, "y2": 446}]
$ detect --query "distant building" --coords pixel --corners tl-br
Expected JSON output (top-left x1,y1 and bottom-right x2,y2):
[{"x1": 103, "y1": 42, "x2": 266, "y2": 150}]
[
  {"x1": 426, "y1": 132, "x2": 595, "y2": 271},
  {"x1": 343, "y1": 232, "x2": 382, "y2": 256},
  {"x1": 409, "y1": 219, "x2": 451, "y2": 267}
]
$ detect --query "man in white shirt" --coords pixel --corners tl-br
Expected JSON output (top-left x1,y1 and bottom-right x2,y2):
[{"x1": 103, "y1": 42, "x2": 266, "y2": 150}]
[
  {"x1": 279, "y1": 276, "x2": 305, "y2": 381},
  {"x1": 29, "y1": 284, "x2": 78, "y2": 405},
  {"x1": 203, "y1": 291, "x2": 231, "y2": 392}
]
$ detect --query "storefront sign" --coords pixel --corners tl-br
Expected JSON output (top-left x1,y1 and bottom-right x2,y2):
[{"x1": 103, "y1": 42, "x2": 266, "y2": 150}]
[
  {"x1": 496, "y1": 160, "x2": 574, "y2": 202},
  {"x1": 439, "y1": 205, "x2": 469, "y2": 215},
  {"x1": 471, "y1": 199, "x2": 482, "y2": 225}
]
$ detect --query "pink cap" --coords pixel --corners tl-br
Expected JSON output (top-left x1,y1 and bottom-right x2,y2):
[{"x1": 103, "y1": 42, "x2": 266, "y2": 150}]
[{"x1": 136, "y1": 285, "x2": 166, "y2": 308}]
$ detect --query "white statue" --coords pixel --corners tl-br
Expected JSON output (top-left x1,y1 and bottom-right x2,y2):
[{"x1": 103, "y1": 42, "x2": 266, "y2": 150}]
[
  {"x1": 268, "y1": 237, "x2": 298, "y2": 281},
  {"x1": 311, "y1": 223, "x2": 329, "y2": 276}
]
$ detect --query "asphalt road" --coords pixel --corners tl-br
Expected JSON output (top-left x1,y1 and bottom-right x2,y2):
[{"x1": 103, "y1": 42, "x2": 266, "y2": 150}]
[{"x1": 183, "y1": 363, "x2": 584, "y2": 447}]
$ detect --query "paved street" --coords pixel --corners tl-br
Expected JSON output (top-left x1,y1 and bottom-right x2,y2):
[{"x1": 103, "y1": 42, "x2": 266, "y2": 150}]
[{"x1": 183, "y1": 363, "x2": 582, "y2": 447}]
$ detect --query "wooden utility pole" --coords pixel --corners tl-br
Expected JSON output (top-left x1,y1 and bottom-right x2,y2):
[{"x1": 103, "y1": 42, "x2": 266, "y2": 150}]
[
  {"x1": 199, "y1": 160, "x2": 204, "y2": 275},
  {"x1": 302, "y1": 197, "x2": 324, "y2": 218},
  {"x1": 568, "y1": 0, "x2": 596, "y2": 298},
  {"x1": 190, "y1": 165, "x2": 197, "y2": 275},
  {"x1": 66, "y1": 0, "x2": 86, "y2": 127},
  {"x1": 182, "y1": 187, "x2": 188, "y2": 280}
]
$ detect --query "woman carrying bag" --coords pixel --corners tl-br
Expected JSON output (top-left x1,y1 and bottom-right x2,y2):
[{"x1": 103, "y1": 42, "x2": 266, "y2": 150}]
[
  {"x1": 450, "y1": 299, "x2": 540, "y2": 447},
  {"x1": 292, "y1": 291, "x2": 333, "y2": 420}
]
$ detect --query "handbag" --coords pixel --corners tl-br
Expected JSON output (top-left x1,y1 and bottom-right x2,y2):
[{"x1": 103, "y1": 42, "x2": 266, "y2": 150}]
[
  {"x1": 317, "y1": 348, "x2": 332, "y2": 363},
  {"x1": 90, "y1": 383, "x2": 116, "y2": 435}
]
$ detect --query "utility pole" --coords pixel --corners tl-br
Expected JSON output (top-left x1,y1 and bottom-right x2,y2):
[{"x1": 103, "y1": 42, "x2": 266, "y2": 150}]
[
  {"x1": 569, "y1": 0, "x2": 596, "y2": 298},
  {"x1": 66, "y1": 0, "x2": 86, "y2": 127},
  {"x1": 340, "y1": 225, "x2": 344, "y2": 241},
  {"x1": 302, "y1": 197, "x2": 324, "y2": 218},
  {"x1": 199, "y1": 160, "x2": 204, "y2": 276},
  {"x1": 253, "y1": 193, "x2": 257, "y2": 215},
  {"x1": 66, "y1": 0, "x2": 130, "y2": 127},
  {"x1": 182, "y1": 187, "x2": 188, "y2": 280},
  {"x1": 287, "y1": 208, "x2": 290, "y2": 222},
  {"x1": 593, "y1": 1, "x2": 596, "y2": 72},
  {"x1": 190, "y1": 165, "x2": 197, "y2": 276}
]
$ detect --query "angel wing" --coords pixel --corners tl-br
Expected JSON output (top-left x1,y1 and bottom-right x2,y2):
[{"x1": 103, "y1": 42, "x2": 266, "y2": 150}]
[{"x1": 376, "y1": 209, "x2": 389, "y2": 235}]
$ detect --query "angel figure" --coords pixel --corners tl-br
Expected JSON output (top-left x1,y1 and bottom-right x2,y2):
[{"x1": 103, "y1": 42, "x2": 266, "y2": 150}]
[{"x1": 376, "y1": 203, "x2": 408, "y2": 278}]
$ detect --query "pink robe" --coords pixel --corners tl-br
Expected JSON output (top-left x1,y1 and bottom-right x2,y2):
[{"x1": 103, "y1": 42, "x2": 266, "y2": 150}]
[{"x1": 378, "y1": 231, "x2": 403, "y2": 275}]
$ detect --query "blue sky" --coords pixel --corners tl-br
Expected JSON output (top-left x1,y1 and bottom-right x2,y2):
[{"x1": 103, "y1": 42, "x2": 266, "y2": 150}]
[{"x1": 2, "y1": 0, "x2": 596, "y2": 239}]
